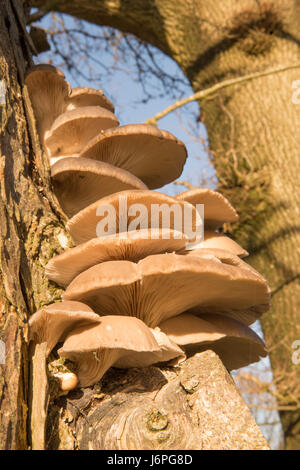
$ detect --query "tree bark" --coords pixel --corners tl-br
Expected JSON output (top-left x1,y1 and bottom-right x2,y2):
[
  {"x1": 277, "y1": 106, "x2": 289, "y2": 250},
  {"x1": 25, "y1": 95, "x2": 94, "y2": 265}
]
[
  {"x1": 33, "y1": 0, "x2": 300, "y2": 449},
  {"x1": 0, "y1": 0, "x2": 70, "y2": 449},
  {"x1": 46, "y1": 351, "x2": 269, "y2": 450}
]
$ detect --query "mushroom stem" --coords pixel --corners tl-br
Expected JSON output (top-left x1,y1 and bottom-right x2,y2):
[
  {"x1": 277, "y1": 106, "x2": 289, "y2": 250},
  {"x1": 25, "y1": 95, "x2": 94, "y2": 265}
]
[{"x1": 71, "y1": 349, "x2": 121, "y2": 387}]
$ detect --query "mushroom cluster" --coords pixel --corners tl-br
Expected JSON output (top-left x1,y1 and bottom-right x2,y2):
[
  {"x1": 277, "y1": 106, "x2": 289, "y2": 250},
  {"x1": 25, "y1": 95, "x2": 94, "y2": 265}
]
[{"x1": 27, "y1": 64, "x2": 270, "y2": 390}]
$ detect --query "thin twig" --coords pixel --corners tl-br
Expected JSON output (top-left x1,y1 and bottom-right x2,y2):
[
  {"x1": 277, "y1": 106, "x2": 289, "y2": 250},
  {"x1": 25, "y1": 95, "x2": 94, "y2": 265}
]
[
  {"x1": 173, "y1": 180, "x2": 196, "y2": 190},
  {"x1": 145, "y1": 63, "x2": 300, "y2": 125}
]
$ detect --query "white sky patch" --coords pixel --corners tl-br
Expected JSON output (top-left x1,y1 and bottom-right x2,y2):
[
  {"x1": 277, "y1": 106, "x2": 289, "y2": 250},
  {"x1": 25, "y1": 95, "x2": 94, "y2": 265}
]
[{"x1": 0, "y1": 81, "x2": 6, "y2": 105}]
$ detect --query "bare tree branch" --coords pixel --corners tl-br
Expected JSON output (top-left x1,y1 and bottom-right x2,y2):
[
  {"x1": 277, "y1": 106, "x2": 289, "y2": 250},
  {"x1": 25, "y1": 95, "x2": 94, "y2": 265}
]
[{"x1": 145, "y1": 63, "x2": 300, "y2": 124}]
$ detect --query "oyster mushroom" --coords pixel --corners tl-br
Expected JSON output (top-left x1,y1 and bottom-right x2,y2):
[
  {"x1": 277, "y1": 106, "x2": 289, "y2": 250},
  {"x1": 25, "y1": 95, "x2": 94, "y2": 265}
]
[
  {"x1": 58, "y1": 316, "x2": 184, "y2": 387},
  {"x1": 25, "y1": 64, "x2": 70, "y2": 144},
  {"x1": 184, "y1": 230, "x2": 248, "y2": 257},
  {"x1": 45, "y1": 228, "x2": 187, "y2": 288},
  {"x1": 29, "y1": 301, "x2": 101, "y2": 356},
  {"x1": 79, "y1": 124, "x2": 187, "y2": 189},
  {"x1": 66, "y1": 189, "x2": 199, "y2": 245},
  {"x1": 45, "y1": 106, "x2": 119, "y2": 161},
  {"x1": 62, "y1": 252, "x2": 270, "y2": 327},
  {"x1": 175, "y1": 188, "x2": 238, "y2": 229},
  {"x1": 51, "y1": 157, "x2": 148, "y2": 217},
  {"x1": 159, "y1": 313, "x2": 267, "y2": 370},
  {"x1": 66, "y1": 87, "x2": 114, "y2": 113}
]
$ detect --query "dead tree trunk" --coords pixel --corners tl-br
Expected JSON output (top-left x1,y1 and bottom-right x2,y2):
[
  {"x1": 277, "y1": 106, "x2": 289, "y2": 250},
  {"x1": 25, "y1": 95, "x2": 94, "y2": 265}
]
[{"x1": 46, "y1": 351, "x2": 269, "y2": 450}]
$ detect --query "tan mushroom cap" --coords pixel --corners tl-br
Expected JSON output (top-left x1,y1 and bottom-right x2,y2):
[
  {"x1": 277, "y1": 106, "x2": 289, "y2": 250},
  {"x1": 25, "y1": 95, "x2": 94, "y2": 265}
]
[
  {"x1": 25, "y1": 64, "x2": 71, "y2": 143},
  {"x1": 51, "y1": 157, "x2": 148, "y2": 217},
  {"x1": 159, "y1": 313, "x2": 267, "y2": 370},
  {"x1": 29, "y1": 301, "x2": 101, "y2": 356},
  {"x1": 79, "y1": 124, "x2": 187, "y2": 189},
  {"x1": 66, "y1": 87, "x2": 114, "y2": 113},
  {"x1": 66, "y1": 189, "x2": 198, "y2": 245},
  {"x1": 175, "y1": 189, "x2": 238, "y2": 229},
  {"x1": 46, "y1": 228, "x2": 187, "y2": 288},
  {"x1": 45, "y1": 106, "x2": 119, "y2": 159},
  {"x1": 186, "y1": 230, "x2": 248, "y2": 257},
  {"x1": 58, "y1": 316, "x2": 162, "y2": 387},
  {"x1": 183, "y1": 248, "x2": 269, "y2": 324},
  {"x1": 184, "y1": 247, "x2": 266, "y2": 281},
  {"x1": 63, "y1": 252, "x2": 270, "y2": 327},
  {"x1": 115, "y1": 327, "x2": 185, "y2": 368}
]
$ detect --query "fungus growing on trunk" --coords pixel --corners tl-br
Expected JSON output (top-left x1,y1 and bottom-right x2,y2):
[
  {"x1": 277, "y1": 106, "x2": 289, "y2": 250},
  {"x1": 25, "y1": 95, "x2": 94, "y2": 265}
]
[
  {"x1": 79, "y1": 124, "x2": 187, "y2": 188},
  {"x1": 45, "y1": 106, "x2": 119, "y2": 161},
  {"x1": 25, "y1": 64, "x2": 71, "y2": 143},
  {"x1": 159, "y1": 313, "x2": 267, "y2": 370},
  {"x1": 193, "y1": 230, "x2": 248, "y2": 257},
  {"x1": 66, "y1": 189, "x2": 198, "y2": 245},
  {"x1": 66, "y1": 87, "x2": 114, "y2": 113},
  {"x1": 175, "y1": 188, "x2": 238, "y2": 229},
  {"x1": 58, "y1": 316, "x2": 184, "y2": 387},
  {"x1": 62, "y1": 252, "x2": 270, "y2": 327},
  {"x1": 45, "y1": 228, "x2": 187, "y2": 288},
  {"x1": 29, "y1": 301, "x2": 101, "y2": 356},
  {"x1": 51, "y1": 157, "x2": 148, "y2": 217},
  {"x1": 26, "y1": 67, "x2": 270, "y2": 390}
]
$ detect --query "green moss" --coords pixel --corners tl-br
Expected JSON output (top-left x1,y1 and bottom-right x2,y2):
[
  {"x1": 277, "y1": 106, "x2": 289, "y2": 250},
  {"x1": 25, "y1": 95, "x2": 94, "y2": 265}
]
[
  {"x1": 214, "y1": 152, "x2": 273, "y2": 252},
  {"x1": 238, "y1": 29, "x2": 275, "y2": 56}
]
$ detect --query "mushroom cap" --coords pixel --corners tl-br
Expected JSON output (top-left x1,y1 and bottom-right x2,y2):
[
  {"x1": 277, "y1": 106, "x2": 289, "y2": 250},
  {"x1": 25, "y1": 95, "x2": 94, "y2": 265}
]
[
  {"x1": 184, "y1": 247, "x2": 266, "y2": 280},
  {"x1": 25, "y1": 64, "x2": 71, "y2": 143},
  {"x1": 66, "y1": 189, "x2": 199, "y2": 245},
  {"x1": 58, "y1": 316, "x2": 161, "y2": 387},
  {"x1": 114, "y1": 327, "x2": 185, "y2": 368},
  {"x1": 51, "y1": 157, "x2": 148, "y2": 217},
  {"x1": 62, "y1": 252, "x2": 270, "y2": 327},
  {"x1": 66, "y1": 87, "x2": 114, "y2": 113},
  {"x1": 185, "y1": 230, "x2": 248, "y2": 257},
  {"x1": 45, "y1": 228, "x2": 187, "y2": 288},
  {"x1": 79, "y1": 124, "x2": 187, "y2": 189},
  {"x1": 175, "y1": 189, "x2": 238, "y2": 229},
  {"x1": 159, "y1": 313, "x2": 267, "y2": 370},
  {"x1": 29, "y1": 301, "x2": 101, "y2": 356},
  {"x1": 45, "y1": 106, "x2": 119, "y2": 159}
]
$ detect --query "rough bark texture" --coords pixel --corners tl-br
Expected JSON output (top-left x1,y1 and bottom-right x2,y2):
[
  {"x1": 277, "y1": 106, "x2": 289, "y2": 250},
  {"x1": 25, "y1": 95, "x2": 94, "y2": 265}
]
[
  {"x1": 46, "y1": 351, "x2": 269, "y2": 450},
  {"x1": 33, "y1": 0, "x2": 300, "y2": 449},
  {"x1": 0, "y1": 0, "x2": 71, "y2": 449}
]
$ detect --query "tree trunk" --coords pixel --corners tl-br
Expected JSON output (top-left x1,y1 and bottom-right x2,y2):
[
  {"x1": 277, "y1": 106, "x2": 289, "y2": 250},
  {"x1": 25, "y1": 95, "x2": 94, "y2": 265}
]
[
  {"x1": 0, "y1": 0, "x2": 70, "y2": 449},
  {"x1": 33, "y1": 0, "x2": 300, "y2": 449},
  {"x1": 45, "y1": 351, "x2": 269, "y2": 450}
]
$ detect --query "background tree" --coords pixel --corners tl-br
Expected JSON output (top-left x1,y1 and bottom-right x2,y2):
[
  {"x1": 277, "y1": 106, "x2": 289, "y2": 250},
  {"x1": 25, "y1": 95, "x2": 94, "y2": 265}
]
[{"x1": 30, "y1": 0, "x2": 300, "y2": 449}]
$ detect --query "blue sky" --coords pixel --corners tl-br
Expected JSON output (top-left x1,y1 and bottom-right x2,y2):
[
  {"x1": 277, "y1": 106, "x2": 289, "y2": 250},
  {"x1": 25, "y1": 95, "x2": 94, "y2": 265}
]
[{"x1": 36, "y1": 13, "x2": 216, "y2": 196}]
